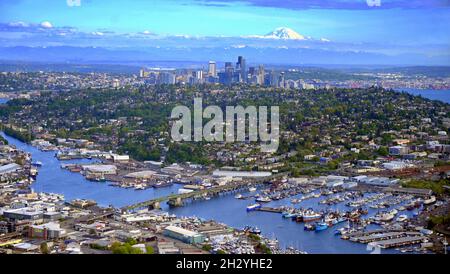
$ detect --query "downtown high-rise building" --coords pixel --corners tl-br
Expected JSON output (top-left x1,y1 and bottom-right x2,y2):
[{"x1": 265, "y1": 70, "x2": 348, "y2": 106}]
[
  {"x1": 236, "y1": 56, "x2": 247, "y2": 83},
  {"x1": 208, "y1": 61, "x2": 217, "y2": 77}
]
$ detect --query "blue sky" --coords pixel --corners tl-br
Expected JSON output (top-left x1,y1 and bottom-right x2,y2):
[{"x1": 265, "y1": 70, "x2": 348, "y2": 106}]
[
  {"x1": 0, "y1": 0, "x2": 449, "y2": 65},
  {"x1": 0, "y1": 0, "x2": 449, "y2": 43}
]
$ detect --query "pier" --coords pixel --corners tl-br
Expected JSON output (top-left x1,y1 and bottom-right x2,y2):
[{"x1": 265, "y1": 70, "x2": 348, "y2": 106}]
[
  {"x1": 257, "y1": 207, "x2": 283, "y2": 213},
  {"x1": 121, "y1": 172, "x2": 290, "y2": 211},
  {"x1": 369, "y1": 236, "x2": 428, "y2": 249}
]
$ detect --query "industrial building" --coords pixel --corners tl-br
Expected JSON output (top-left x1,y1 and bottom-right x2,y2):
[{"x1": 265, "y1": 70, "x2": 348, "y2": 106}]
[{"x1": 163, "y1": 225, "x2": 205, "y2": 244}]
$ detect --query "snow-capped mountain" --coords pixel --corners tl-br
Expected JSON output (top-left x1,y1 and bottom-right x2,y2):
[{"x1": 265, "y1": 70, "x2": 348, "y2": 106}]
[{"x1": 264, "y1": 27, "x2": 306, "y2": 40}]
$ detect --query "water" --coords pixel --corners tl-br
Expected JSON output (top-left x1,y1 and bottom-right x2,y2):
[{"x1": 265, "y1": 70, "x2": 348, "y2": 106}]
[
  {"x1": 1, "y1": 132, "x2": 411, "y2": 254},
  {"x1": 1, "y1": 132, "x2": 183, "y2": 208},
  {"x1": 397, "y1": 88, "x2": 450, "y2": 104}
]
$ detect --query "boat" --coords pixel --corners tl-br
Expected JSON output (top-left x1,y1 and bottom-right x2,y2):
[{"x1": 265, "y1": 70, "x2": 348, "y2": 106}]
[
  {"x1": 244, "y1": 226, "x2": 261, "y2": 235},
  {"x1": 304, "y1": 224, "x2": 316, "y2": 231},
  {"x1": 153, "y1": 181, "x2": 173, "y2": 188},
  {"x1": 334, "y1": 228, "x2": 346, "y2": 235},
  {"x1": 389, "y1": 209, "x2": 398, "y2": 216},
  {"x1": 32, "y1": 161, "x2": 43, "y2": 167},
  {"x1": 423, "y1": 196, "x2": 436, "y2": 205},
  {"x1": 380, "y1": 213, "x2": 395, "y2": 222},
  {"x1": 396, "y1": 214, "x2": 408, "y2": 222},
  {"x1": 282, "y1": 212, "x2": 296, "y2": 218},
  {"x1": 255, "y1": 196, "x2": 271, "y2": 203},
  {"x1": 315, "y1": 222, "x2": 328, "y2": 231},
  {"x1": 248, "y1": 187, "x2": 257, "y2": 192},
  {"x1": 302, "y1": 212, "x2": 322, "y2": 222},
  {"x1": 246, "y1": 203, "x2": 261, "y2": 212},
  {"x1": 134, "y1": 184, "x2": 146, "y2": 190},
  {"x1": 235, "y1": 194, "x2": 243, "y2": 199}
]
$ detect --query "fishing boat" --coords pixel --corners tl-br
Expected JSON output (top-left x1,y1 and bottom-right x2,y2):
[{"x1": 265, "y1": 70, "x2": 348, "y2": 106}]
[
  {"x1": 315, "y1": 222, "x2": 328, "y2": 231},
  {"x1": 246, "y1": 203, "x2": 261, "y2": 212},
  {"x1": 302, "y1": 212, "x2": 322, "y2": 222},
  {"x1": 282, "y1": 212, "x2": 296, "y2": 218}
]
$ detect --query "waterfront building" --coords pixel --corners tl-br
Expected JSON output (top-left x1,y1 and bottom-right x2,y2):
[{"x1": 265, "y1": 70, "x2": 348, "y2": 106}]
[{"x1": 163, "y1": 225, "x2": 205, "y2": 244}]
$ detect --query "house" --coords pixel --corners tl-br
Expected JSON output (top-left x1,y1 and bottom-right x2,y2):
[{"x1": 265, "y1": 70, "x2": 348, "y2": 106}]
[{"x1": 389, "y1": 146, "x2": 409, "y2": 156}]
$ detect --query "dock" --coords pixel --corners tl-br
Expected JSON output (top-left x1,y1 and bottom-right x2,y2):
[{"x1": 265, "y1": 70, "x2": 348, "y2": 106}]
[
  {"x1": 257, "y1": 207, "x2": 283, "y2": 213},
  {"x1": 350, "y1": 231, "x2": 421, "y2": 244},
  {"x1": 368, "y1": 236, "x2": 427, "y2": 249}
]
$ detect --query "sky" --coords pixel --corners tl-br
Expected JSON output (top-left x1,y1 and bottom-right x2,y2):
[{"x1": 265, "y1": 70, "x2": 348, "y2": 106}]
[{"x1": 0, "y1": 0, "x2": 449, "y2": 65}]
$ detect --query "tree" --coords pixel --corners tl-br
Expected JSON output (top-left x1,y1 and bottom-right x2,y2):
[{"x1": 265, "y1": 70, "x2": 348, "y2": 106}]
[{"x1": 40, "y1": 242, "x2": 49, "y2": 254}]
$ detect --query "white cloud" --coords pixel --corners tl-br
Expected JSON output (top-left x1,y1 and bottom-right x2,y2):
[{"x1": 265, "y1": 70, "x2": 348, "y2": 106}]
[
  {"x1": 40, "y1": 21, "x2": 53, "y2": 29},
  {"x1": 8, "y1": 21, "x2": 29, "y2": 28}
]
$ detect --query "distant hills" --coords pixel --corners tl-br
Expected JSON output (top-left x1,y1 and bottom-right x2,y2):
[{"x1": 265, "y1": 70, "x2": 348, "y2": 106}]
[{"x1": 0, "y1": 45, "x2": 448, "y2": 67}]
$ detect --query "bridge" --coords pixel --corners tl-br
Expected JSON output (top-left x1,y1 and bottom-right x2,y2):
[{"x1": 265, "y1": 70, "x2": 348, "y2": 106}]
[{"x1": 120, "y1": 172, "x2": 290, "y2": 212}]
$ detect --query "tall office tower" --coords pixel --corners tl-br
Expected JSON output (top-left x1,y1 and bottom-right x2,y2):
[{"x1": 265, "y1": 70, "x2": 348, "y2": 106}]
[
  {"x1": 248, "y1": 67, "x2": 256, "y2": 77},
  {"x1": 236, "y1": 56, "x2": 247, "y2": 83},
  {"x1": 278, "y1": 72, "x2": 285, "y2": 88},
  {"x1": 196, "y1": 70, "x2": 203, "y2": 80},
  {"x1": 258, "y1": 65, "x2": 265, "y2": 85},
  {"x1": 208, "y1": 61, "x2": 217, "y2": 77},
  {"x1": 270, "y1": 70, "x2": 279, "y2": 87},
  {"x1": 225, "y1": 62, "x2": 234, "y2": 72},
  {"x1": 139, "y1": 68, "x2": 146, "y2": 78},
  {"x1": 158, "y1": 72, "x2": 176, "y2": 84}
]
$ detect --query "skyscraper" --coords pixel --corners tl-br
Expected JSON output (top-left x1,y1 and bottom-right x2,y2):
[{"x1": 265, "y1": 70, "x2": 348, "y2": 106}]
[
  {"x1": 236, "y1": 56, "x2": 246, "y2": 83},
  {"x1": 208, "y1": 61, "x2": 217, "y2": 77},
  {"x1": 258, "y1": 65, "x2": 265, "y2": 85}
]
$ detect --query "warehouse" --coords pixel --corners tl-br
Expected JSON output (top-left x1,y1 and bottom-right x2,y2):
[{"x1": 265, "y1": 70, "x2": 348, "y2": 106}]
[
  {"x1": 163, "y1": 225, "x2": 205, "y2": 244},
  {"x1": 0, "y1": 163, "x2": 21, "y2": 175}
]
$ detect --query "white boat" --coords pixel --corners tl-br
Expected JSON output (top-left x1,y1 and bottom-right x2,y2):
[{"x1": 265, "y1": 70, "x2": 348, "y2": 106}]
[
  {"x1": 246, "y1": 203, "x2": 261, "y2": 211},
  {"x1": 423, "y1": 196, "x2": 436, "y2": 205},
  {"x1": 380, "y1": 213, "x2": 395, "y2": 222},
  {"x1": 248, "y1": 187, "x2": 257, "y2": 192},
  {"x1": 256, "y1": 196, "x2": 271, "y2": 203},
  {"x1": 389, "y1": 209, "x2": 398, "y2": 216},
  {"x1": 235, "y1": 194, "x2": 243, "y2": 199},
  {"x1": 396, "y1": 215, "x2": 408, "y2": 222}
]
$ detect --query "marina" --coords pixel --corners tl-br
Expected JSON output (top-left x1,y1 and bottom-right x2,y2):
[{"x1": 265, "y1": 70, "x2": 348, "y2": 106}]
[{"x1": 0, "y1": 132, "x2": 444, "y2": 254}]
